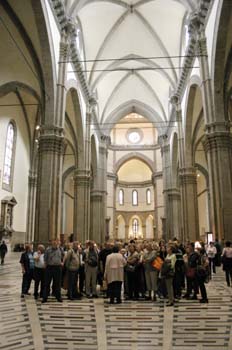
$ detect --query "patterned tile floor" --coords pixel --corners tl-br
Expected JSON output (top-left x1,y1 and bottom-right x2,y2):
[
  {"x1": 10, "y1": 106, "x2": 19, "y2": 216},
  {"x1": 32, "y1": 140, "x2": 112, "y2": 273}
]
[{"x1": 0, "y1": 252, "x2": 232, "y2": 350}]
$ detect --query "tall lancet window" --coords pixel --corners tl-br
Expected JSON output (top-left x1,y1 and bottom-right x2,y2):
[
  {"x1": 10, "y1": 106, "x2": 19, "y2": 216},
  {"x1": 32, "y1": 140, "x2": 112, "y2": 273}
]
[
  {"x1": 146, "y1": 189, "x2": 151, "y2": 205},
  {"x1": 119, "y1": 189, "x2": 124, "y2": 205},
  {"x1": 132, "y1": 190, "x2": 138, "y2": 206},
  {"x1": 3, "y1": 122, "x2": 16, "y2": 191}
]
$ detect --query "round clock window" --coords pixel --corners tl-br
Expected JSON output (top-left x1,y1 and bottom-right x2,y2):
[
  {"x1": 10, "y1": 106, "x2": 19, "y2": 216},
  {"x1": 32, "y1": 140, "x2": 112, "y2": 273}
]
[{"x1": 127, "y1": 129, "x2": 143, "y2": 144}]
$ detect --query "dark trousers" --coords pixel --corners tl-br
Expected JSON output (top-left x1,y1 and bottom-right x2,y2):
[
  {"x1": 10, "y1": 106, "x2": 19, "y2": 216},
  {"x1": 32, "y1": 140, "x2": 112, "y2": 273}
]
[
  {"x1": 197, "y1": 277, "x2": 207, "y2": 300},
  {"x1": 127, "y1": 271, "x2": 139, "y2": 299},
  {"x1": 225, "y1": 269, "x2": 232, "y2": 286},
  {"x1": 186, "y1": 276, "x2": 198, "y2": 296},
  {"x1": 173, "y1": 270, "x2": 183, "y2": 297},
  {"x1": 43, "y1": 265, "x2": 62, "y2": 300},
  {"x1": 108, "y1": 281, "x2": 122, "y2": 302},
  {"x1": 21, "y1": 269, "x2": 34, "y2": 294},
  {"x1": 0, "y1": 252, "x2": 6, "y2": 264},
  {"x1": 78, "y1": 265, "x2": 85, "y2": 293},
  {"x1": 34, "y1": 267, "x2": 45, "y2": 297},
  {"x1": 208, "y1": 257, "x2": 216, "y2": 276},
  {"x1": 67, "y1": 269, "x2": 79, "y2": 298}
]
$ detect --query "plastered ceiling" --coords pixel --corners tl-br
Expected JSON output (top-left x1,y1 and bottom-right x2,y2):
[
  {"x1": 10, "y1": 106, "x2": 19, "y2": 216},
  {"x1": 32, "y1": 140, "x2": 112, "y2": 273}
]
[{"x1": 63, "y1": 0, "x2": 199, "y2": 129}]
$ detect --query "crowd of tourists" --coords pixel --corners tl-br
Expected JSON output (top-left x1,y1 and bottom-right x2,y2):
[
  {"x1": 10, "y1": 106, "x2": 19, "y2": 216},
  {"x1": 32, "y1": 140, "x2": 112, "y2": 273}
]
[{"x1": 18, "y1": 238, "x2": 232, "y2": 306}]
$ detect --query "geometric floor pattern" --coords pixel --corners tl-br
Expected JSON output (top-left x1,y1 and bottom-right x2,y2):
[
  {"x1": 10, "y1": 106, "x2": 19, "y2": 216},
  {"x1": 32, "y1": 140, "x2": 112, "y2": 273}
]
[{"x1": 0, "y1": 251, "x2": 232, "y2": 350}]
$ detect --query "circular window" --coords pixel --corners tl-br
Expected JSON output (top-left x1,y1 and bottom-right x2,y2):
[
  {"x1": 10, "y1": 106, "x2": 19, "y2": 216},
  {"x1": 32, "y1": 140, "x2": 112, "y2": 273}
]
[{"x1": 127, "y1": 129, "x2": 143, "y2": 144}]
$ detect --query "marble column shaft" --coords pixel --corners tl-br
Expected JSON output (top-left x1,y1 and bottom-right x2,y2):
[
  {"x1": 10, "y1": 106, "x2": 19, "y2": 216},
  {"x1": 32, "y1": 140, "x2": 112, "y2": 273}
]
[
  {"x1": 179, "y1": 167, "x2": 199, "y2": 241},
  {"x1": 34, "y1": 126, "x2": 65, "y2": 244},
  {"x1": 26, "y1": 171, "x2": 37, "y2": 243}
]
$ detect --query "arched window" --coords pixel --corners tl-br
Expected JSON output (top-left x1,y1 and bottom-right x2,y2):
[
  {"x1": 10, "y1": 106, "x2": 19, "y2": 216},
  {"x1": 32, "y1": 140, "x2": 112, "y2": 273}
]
[
  {"x1": 146, "y1": 189, "x2": 151, "y2": 205},
  {"x1": 132, "y1": 190, "x2": 138, "y2": 206},
  {"x1": 132, "y1": 218, "x2": 139, "y2": 235},
  {"x1": 119, "y1": 189, "x2": 124, "y2": 205},
  {"x1": 3, "y1": 122, "x2": 16, "y2": 191}
]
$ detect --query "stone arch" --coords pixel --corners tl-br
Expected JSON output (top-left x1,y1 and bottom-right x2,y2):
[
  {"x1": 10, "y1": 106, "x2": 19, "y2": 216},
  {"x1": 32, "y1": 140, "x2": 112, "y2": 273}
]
[
  {"x1": 114, "y1": 152, "x2": 155, "y2": 174},
  {"x1": 102, "y1": 100, "x2": 165, "y2": 136},
  {"x1": 184, "y1": 83, "x2": 204, "y2": 167},
  {"x1": 65, "y1": 86, "x2": 85, "y2": 169}
]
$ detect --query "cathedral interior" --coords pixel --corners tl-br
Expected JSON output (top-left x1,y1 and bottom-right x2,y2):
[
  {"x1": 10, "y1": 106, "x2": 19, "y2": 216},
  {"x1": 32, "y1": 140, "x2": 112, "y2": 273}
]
[{"x1": 0, "y1": 0, "x2": 232, "y2": 349}]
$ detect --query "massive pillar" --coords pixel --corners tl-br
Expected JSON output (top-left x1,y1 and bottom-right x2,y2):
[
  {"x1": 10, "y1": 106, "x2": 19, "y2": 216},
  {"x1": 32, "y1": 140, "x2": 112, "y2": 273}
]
[
  {"x1": 160, "y1": 136, "x2": 171, "y2": 240},
  {"x1": 73, "y1": 108, "x2": 94, "y2": 243},
  {"x1": 179, "y1": 167, "x2": 199, "y2": 241},
  {"x1": 166, "y1": 188, "x2": 181, "y2": 240},
  {"x1": 198, "y1": 33, "x2": 232, "y2": 240},
  {"x1": 34, "y1": 28, "x2": 73, "y2": 244},
  {"x1": 74, "y1": 169, "x2": 91, "y2": 243},
  {"x1": 34, "y1": 126, "x2": 65, "y2": 244},
  {"x1": 171, "y1": 96, "x2": 199, "y2": 241}
]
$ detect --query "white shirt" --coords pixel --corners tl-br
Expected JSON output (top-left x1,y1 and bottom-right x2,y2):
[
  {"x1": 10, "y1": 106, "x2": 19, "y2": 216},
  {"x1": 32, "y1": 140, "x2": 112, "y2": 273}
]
[{"x1": 34, "y1": 252, "x2": 45, "y2": 268}]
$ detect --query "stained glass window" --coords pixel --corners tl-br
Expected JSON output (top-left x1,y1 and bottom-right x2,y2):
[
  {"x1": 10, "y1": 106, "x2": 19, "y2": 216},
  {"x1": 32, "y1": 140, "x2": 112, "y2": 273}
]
[{"x1": 3, "y1": 123, "x2": 16, "y2": 189}]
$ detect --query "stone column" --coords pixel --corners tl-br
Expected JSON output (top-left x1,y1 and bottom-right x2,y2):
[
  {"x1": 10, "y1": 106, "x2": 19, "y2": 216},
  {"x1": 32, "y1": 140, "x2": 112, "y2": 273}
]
[
  {"x1": 26, "y1": 171, "x2": 37, "y2": 243},
  {"x1": 166, "y1": 188, "x2": 181, "y2": 240},
  {"x1": 160, "y1": 137, "x2": 171, "y2": 240},
  {"x1": 73, "y1": 169, "x2": 91, "y2": 243},
  {"x1": 197, "y1": 32, "x2": 232, "y2": 240},
  {"x1": 203, "y1": 127, "x2": 232, "y2": 240},
  {"x1": 179, "y1": 167, "x2": 199, "y2": 241},
  {"x1": 34, "y1": 126, "x2": 65, "y2": 244},
  {"x1": 73, "y1": 108, "x2": 93, "y2": 243},
  {"x1": 90, "y1": 190, "x2": 103, "y2": 243}
]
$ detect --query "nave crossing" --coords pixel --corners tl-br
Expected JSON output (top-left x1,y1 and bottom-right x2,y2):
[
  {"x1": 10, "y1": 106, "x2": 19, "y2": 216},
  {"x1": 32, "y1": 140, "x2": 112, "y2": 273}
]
[{"x1": 0, "y1": 252, "x2": 232, "y2": 350}]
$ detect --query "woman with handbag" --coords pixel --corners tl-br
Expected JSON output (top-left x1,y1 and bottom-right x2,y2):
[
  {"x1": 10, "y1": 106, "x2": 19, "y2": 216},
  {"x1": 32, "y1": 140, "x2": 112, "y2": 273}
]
[
  {"x1": 143, "y1": 243, "x2": 159, "y2": 301},
  {"x1": 195, "y1": 247, "x2": 209, "y2": 303},
  {"x1": 221, "y1": 241, "x2": 232, "y2": 286}
]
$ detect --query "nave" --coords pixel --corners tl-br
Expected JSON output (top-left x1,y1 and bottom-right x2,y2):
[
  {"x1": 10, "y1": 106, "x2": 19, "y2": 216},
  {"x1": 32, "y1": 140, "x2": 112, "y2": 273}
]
[{"x1": 0, "y1": 252, "x2": 232, "y2": 350}]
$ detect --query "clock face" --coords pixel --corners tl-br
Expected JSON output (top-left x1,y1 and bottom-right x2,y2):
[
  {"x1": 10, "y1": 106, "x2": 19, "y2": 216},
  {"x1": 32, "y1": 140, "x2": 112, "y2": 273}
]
[{"x1": 127, "y1": 129, "x2": 142, "y2": 144}]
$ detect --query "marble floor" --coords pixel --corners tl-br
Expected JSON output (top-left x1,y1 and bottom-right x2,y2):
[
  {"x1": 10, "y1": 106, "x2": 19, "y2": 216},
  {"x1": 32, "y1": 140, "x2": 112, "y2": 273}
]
[{"x1": 0, "y1": 252, "x2": 232, "y2": 350}]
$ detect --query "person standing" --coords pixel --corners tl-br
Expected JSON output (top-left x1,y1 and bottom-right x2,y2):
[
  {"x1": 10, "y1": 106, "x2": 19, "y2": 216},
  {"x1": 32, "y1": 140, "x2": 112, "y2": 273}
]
[
  {"x1": 104, "y1": 245, "x2": 126, "y2": 304},
  {"x1": 207, "y1": 242, "x2": 217, "y2": 277},
  {"x1": 142, "y1": 243, "x2": 158, "y2": 301},
  {"x1": 222, "y1": 241, "x2": 232, "y2": 286},
  {"x1": 65, "y1": 241, "x2": 80, "y2": 300},
  {"x1": 164, "y1": 245, "x2": 176, "y2": 306},
  {"x1": 33, "y1": 244, "x2": 45, "y2": 299},
  {"x1": 83, "y1": 241, "x2": 98, "y2": 298},
  {"x1": 0, "y1": 240, "x2": 8, "y2": 265},
  {"x1": 42, "y1": 239, "x2": 63, "y2": 303},
  {"x1": 20, "y1": 244, "x2": 34, "y2": 297}
]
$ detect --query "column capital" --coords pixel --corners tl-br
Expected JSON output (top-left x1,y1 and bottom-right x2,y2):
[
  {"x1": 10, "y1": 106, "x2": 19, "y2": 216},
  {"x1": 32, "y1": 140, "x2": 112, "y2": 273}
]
[
  {"x1": 90, "y1": 190, "x2": 104, "y2": 201},
  {"x1": 179, "y1": 167, "x2": 197, "y2": 185},
  {"x1": 73, "y1": 169, "x2": 91, "y2": 187},
  {"x1": 165, "y1": 188, "x2": 181, "y2": 200},
  {"x1": 203, "y1": 131, "x2": 232, "y2": 152},
  {"x1": 38, "y1": 126, "x2": 65, "y2": 154}
]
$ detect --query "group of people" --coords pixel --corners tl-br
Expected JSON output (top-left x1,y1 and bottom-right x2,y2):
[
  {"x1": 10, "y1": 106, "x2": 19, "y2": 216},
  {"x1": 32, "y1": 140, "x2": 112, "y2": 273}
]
[{"x1": 18, "y1": 237, "x2": 232, "y2": 306}]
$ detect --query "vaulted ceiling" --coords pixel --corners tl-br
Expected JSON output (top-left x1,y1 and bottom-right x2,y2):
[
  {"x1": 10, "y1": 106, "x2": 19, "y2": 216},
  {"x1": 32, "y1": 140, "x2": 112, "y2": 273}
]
[{"x1": 63, "y1": 0, "x2": 199, "y2": 129}]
